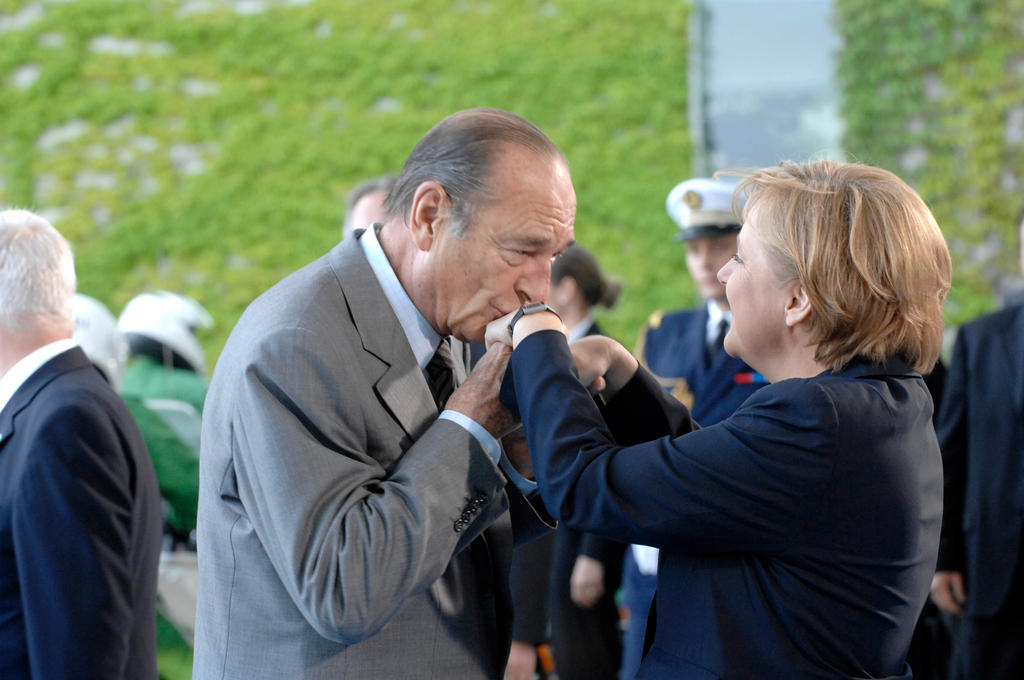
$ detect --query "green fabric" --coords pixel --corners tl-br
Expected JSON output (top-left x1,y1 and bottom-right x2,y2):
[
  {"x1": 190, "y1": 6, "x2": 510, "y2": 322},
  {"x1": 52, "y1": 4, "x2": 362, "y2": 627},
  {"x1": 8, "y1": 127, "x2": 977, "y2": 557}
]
[
  {"x1": 122, "y1": 356, "x2": 209, "y2": 415},
  {"x1": 123, "y1": 395, "x2": 200, "y2": 534},
  {"x1": 122, "y1": 357, "x2": 208, "y2": 535}
]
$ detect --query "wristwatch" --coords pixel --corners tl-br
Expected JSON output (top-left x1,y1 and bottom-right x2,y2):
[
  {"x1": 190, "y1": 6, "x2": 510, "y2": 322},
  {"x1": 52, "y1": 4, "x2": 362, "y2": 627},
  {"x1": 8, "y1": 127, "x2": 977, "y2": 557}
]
[{"x1": 507, "y1": 302, "x2": 560, "y2": 338}]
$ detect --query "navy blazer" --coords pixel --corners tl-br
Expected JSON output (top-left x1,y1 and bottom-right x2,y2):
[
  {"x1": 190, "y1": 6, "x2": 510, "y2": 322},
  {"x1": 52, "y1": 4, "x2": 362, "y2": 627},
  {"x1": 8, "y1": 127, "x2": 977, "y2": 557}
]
[
  {"x1": 503, "y1": 331, "x2": 941, "y2": 680},
  {"x1": 935, "y1": 303, "x2": 1024, "y2": 616},
  {"x1": 639, "y1": 308, "x2": 764, "y2": 425},
  {"x1": 0, "y1": 347, "x2": 162, "y2": 679}
]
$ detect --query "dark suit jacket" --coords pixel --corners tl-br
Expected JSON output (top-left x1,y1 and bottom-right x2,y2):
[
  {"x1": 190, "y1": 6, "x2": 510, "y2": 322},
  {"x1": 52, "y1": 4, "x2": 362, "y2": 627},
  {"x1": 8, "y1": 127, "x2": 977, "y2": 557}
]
[
  {"x1": 639, "y1": 308, "x2": 764, "y2": 425},
  {"x1": 503, "y1": 331, "x2": 942, "y2": 680},
  {"x1": 0, "y1": 347, "x2": 162, "y2": 679},
  {"x1": 935, "y1": 303, "x2": 1024, "y2": 616}
]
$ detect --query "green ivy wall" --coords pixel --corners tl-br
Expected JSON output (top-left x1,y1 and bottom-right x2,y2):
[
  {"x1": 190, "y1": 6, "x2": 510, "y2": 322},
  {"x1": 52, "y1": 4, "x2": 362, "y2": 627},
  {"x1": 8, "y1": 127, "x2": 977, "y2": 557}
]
[
  {"x1": 0, "y1": 0, "x2": 693, "y2": 363},
  {"x1": 836, "y1": 0, "x2": 1024, "y2": 324}
]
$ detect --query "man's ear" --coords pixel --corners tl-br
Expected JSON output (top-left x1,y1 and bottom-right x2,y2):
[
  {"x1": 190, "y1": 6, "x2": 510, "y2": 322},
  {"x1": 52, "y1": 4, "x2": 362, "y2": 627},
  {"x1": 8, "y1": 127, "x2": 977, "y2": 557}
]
[
  {"x1": 784, "y1": 281, "x2": 812, "y2": 328},
  {"x1": 408, "y1": 181, "x2": 447, "y2": 252}
]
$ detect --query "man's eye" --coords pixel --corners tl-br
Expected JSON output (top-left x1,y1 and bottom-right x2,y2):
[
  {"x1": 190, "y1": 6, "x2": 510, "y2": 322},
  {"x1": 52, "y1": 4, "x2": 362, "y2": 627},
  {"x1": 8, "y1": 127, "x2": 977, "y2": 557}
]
[{"x1": 731, "y1": 253, "x2": 743, "y2": 264}]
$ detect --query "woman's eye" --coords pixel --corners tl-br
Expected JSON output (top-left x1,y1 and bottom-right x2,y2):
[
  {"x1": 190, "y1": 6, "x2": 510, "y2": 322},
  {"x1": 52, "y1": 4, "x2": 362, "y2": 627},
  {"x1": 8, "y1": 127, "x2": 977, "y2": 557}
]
[{"x1": 731, "y1": 253, "x2": 743, "y2": 264}]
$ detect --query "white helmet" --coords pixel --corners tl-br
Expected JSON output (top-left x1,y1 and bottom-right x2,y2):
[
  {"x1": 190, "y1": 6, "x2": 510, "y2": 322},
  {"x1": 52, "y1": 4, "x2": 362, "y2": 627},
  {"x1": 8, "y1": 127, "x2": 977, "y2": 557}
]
[
  {"x1": 72, "y1": 294, "x2": 129, "y2": 391},
  {"x1": 118, "y1": 291, "x2": 213, "y2": 374}
]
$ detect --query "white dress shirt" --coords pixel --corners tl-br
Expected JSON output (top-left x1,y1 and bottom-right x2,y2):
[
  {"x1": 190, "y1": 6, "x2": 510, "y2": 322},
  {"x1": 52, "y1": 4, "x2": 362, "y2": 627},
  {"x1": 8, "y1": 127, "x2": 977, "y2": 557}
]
[
  {"x1": 359, "y1": 224, "x2": 502, "y2": 464},
  {"x1": 0, "y1": 338, "x2": 77, "y2": 415}
]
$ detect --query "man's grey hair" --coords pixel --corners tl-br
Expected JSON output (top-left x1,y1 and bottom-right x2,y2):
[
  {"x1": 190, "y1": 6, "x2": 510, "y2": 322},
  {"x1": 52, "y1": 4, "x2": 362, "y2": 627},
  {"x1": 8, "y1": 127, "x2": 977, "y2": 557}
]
[
  {"x1": 383, "y1": 108, "x2": 566, "y2": 237},
  {"x1": 0, "y1": 209, "x2": 76, "y2": 334}
]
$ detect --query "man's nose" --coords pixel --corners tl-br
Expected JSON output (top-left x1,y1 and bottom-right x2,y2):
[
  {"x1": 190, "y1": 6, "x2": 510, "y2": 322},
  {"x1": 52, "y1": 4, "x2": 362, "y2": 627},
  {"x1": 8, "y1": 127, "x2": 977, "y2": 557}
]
[{"x1": 515, "y1": 259, "x2": 552, "y2": 305}]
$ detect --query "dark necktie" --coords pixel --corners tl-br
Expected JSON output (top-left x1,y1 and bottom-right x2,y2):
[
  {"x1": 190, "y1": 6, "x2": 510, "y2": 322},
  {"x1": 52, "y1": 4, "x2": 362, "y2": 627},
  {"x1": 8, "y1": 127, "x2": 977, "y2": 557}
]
[
  {"x1": 707, "y1": 318, "x2": 728, "y2": 364},
  {"x1": 426, "y1": 337, "x2": 456, "y2": 408}
]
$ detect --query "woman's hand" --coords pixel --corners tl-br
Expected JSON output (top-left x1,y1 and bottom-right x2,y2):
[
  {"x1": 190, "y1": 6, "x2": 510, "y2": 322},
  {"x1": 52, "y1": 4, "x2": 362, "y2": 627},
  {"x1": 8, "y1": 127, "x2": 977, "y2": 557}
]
[
  {"x1": 485, "y1": 307, "x2": 565, "y2": 350},
  {"x1": 569, "y1": 336, "x2": 639, "y2": 401}
]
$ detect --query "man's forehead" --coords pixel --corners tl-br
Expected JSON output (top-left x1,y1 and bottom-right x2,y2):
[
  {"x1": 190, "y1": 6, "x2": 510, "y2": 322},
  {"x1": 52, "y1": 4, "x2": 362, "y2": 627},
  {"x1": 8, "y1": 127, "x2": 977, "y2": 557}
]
[{"x1": 503, "y1": 231, "x2": 575, "y2": 248}]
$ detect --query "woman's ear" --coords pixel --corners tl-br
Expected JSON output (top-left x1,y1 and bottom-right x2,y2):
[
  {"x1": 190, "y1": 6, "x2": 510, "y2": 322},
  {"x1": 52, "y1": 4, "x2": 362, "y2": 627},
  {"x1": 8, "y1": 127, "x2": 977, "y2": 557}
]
[
  {"x1": 408, "y1": 181, "x2": 447, "y2": 251},
  {"x1": 784, "y1": 281, "x2": 812, "y2": 328}
]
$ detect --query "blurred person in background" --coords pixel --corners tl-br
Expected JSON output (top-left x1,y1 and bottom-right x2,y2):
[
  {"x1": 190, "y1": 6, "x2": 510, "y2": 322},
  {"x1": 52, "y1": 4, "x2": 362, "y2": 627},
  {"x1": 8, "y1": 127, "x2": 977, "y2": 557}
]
[
  {"x1": 931, "y1": 204, "x2": 1024, "y2": 679},
  {"x1": 343, "y1": 174, "x2": 398, "y2": 237},
  {"x1": 489, "y1": 160, "x2": 951, "y2": 679},
  {"x1": 621, "y1": 177, "x2": 767, "y2": 679},
  {"x1": 507, "y1": 244, "x2": 626, "y2": 680},
  {"x1": 0, "y1": 209, "x2": 162, "y2": 679},
  {"x1": 72, "y1": 293, "x2": 129, "y2": 392},
  {"x1": 118, "y1": 291, "x2": 212, "y2": 548}
]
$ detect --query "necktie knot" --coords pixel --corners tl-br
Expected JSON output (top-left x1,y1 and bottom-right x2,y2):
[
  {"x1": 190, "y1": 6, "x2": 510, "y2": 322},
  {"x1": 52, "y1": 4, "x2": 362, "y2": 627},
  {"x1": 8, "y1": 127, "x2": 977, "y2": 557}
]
[{"x1": 427, "y1": 338, "x2": 456, "y2": 408}]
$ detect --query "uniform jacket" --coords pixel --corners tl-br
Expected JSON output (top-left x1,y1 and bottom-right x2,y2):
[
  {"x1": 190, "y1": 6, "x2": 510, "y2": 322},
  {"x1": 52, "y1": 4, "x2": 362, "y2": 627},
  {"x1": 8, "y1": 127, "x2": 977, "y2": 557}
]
[
  {"x1": 503, "y1": 331, "x2": 942, "y2": 680},
  {"x1": 0, "y1": 347, "x2": 162, "y2": 679},
  {"x1": 193, "y1": 230, "x2": 549, "y2": 679},
  {"x1": 639, "y1": 308, "x2": 763, "y2": 425},
  {"x1": 935, "y1": 302, "x2": 1024, "y2": 616}
]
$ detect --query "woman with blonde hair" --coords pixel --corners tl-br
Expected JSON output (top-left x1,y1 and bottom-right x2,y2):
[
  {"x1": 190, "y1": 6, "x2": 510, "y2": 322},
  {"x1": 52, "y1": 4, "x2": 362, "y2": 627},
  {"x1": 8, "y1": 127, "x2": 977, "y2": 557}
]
[{"x1": 486, "y1": 160, "x2": 951, "y2": 679}]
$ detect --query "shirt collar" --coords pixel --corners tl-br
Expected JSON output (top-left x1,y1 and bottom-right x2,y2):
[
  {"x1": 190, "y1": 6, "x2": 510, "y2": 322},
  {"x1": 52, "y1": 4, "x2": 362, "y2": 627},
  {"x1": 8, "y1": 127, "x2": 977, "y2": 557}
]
[
  {"x1": 567, "y1": 314, "x2": 595, "y2": 343},
  {"x1": 0, "y1": 338, "x2": 77, "y2": 414},
  {"x1": 360, "y1": 224, "x2": 442, "y2": 371},
  {"x1": 706, "y1": 301, "x2": 731, "y2": 339}
]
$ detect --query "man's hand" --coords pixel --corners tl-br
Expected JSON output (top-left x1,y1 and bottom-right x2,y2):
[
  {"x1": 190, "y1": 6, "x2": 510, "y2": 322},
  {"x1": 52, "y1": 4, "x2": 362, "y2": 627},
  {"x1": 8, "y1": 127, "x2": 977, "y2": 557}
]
[
  {"x1": 930, "y1": 570, "x2": 966, "y2": 615},
  {"x1": 504, "y1": 640, "x2": 537, "y2": 680},
  {"x1": 501, "y1": 426, "x2": 533, "y2": 479},
  {"x1": 569, "y1": 555, "x2": 605, "y2": 608},
  {"x1": 445, "y1": 343, "x2": 519, "y2": 438}
]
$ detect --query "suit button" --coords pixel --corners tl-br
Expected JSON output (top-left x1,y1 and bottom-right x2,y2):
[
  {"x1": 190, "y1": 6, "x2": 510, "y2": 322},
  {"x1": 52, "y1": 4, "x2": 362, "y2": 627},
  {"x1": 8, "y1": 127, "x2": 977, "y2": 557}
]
[{"x1": 454, "y1": 519, "x2": 467, "y2": 532}]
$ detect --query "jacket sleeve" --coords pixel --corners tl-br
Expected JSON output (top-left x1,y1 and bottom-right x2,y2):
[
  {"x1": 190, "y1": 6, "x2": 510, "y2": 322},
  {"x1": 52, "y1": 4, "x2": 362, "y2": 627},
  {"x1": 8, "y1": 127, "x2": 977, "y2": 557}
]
[
  {"x1": 505, "y1": 330, "x2": 837, "y2": 554},
  {"x1": 13, "y1": 400, "x2": 140, "y2": 679}
]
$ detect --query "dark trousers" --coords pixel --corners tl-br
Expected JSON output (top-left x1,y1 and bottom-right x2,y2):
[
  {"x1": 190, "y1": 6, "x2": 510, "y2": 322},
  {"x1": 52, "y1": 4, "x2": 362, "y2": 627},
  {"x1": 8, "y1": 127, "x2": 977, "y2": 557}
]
[
  {"x1": 960, "y1": 551, "x2": 1024, "y2": 679},
  {"x1": 548, "y1": 529, "x2": 623, "y2": 680}
]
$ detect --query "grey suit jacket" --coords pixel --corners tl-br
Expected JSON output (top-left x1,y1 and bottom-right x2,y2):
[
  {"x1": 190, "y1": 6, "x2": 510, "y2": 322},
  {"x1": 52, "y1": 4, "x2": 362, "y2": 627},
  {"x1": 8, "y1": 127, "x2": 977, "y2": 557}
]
[{"x1": 193, "y1": 230, "x2": 549, "y2": 679}]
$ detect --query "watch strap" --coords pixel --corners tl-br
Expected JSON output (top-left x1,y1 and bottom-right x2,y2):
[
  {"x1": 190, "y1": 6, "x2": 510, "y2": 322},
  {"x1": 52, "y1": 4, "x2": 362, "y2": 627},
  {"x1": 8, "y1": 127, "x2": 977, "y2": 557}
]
[{"x1": 507, "y1": 302, "x2": 560, "y2": 338}]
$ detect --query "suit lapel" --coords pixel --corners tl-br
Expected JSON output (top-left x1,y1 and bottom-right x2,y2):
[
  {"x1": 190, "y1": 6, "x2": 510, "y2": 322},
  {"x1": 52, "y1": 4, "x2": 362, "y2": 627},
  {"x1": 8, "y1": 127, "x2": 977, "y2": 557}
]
[
  {"x1": 0, "y1": 348, "x2": 89, "y2": 455},
  {"x1": 326, "y1": 232, "x2": 439, "y2": 439}
]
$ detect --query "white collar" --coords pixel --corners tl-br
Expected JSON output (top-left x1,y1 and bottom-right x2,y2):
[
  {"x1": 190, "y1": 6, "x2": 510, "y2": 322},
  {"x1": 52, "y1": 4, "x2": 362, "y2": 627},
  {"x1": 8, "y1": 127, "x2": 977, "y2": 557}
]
[
  {"x1": 706, "y1": 301, "x2": 731, "y2": 340},
  {"x1": 359, "y1": 224, "x2": 442, "y2": 371},
  {"x1": 567, "y1": 314, "x2": 595, "y2": 343},
  {"x1": 0, "y1": 338, "x2": 77, "y2": 414}
]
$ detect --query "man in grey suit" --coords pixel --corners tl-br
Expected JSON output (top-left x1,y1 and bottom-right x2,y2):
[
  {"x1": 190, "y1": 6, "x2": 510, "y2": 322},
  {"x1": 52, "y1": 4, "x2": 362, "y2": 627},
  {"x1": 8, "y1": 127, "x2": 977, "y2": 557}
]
[{"x1": 193, "y1": 108, "x2": 577, "y2": 679}]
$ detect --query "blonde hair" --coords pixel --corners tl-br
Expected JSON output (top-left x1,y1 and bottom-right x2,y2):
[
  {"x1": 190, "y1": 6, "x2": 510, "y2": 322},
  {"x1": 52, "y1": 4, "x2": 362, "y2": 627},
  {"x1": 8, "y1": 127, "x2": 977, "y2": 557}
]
[{"x1": 733, "y1": 160, "x2": 951, "y2": 373}]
